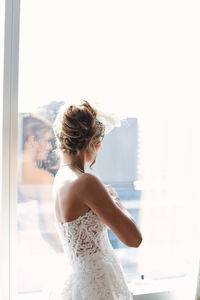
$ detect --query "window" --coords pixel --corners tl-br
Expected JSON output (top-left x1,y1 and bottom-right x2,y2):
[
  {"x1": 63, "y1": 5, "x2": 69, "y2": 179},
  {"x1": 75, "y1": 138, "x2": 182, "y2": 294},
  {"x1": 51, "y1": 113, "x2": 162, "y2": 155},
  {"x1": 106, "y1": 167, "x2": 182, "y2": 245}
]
[{"x1": 1, "y1": 1, "x2": 200, "y2": 299}]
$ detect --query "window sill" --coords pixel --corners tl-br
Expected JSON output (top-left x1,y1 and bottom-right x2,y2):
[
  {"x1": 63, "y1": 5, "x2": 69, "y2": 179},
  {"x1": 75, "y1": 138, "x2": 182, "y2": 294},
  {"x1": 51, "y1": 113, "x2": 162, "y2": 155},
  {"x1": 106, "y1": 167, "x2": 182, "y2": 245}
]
[
  {"x1": 129, "y1": 277, "x2": 195, "y2": 300},
  {"x1": 17, "y1": 277, "x2": 194, "y2": 300}
]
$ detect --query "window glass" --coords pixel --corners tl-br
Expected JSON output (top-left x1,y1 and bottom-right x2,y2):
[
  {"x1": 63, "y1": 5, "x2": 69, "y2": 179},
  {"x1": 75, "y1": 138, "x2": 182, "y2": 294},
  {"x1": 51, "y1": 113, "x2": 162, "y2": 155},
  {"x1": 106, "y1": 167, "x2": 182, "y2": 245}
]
[{"x1": 17, "y1": 0, "x2": 200, "y2": 298}]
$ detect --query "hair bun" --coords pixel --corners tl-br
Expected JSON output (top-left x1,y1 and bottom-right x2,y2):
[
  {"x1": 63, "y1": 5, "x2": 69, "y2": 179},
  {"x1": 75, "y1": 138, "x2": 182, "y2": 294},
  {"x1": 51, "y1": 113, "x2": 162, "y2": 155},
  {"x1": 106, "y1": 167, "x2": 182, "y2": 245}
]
[
  {"x1": 64, "y1": 101, "x2": 97, "y2": 138},
  {"x1": 53, "y1": 100, "x2": 105, "y2": 158}
]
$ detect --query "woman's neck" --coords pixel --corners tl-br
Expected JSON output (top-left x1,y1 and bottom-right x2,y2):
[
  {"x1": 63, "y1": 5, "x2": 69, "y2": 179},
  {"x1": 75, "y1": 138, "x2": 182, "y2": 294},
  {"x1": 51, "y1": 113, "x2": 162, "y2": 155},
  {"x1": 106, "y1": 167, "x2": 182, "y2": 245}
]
[{"x1": 60, "y1": 151, "x2": 86, "y2": 172}]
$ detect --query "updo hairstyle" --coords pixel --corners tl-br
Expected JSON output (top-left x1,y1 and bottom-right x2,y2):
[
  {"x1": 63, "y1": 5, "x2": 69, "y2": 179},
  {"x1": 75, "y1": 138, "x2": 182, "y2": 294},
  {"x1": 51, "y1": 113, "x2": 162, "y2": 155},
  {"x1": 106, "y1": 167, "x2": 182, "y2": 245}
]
[{"x1": 53, "y1": 100, "x2": 105, "y2": 171}]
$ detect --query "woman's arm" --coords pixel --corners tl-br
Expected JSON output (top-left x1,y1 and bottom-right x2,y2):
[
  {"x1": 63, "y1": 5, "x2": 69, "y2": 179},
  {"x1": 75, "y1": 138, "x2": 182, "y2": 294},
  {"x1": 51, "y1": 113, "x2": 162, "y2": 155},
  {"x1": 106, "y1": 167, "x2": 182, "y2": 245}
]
[
  {"x1": 105, "y1": 184, "x2": 135, "y2": 221},
  {"x1": 75, "y1": 174, "x2": 143, "y2": 248}
]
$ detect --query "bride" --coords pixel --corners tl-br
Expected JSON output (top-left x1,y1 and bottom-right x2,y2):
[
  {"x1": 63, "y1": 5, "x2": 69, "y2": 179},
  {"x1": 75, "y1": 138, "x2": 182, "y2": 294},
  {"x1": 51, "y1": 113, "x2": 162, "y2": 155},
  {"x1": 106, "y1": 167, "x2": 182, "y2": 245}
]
[{"x1": 49, "y1": 99, "x2": 142, "y2": 299}]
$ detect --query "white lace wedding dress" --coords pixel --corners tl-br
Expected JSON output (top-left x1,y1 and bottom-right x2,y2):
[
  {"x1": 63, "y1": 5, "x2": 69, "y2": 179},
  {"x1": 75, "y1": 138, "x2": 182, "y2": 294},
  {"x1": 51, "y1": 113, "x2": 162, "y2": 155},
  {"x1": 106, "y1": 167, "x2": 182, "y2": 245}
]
[{"x1": 45, "y1": 206, "x2": 133, "y2": 300}]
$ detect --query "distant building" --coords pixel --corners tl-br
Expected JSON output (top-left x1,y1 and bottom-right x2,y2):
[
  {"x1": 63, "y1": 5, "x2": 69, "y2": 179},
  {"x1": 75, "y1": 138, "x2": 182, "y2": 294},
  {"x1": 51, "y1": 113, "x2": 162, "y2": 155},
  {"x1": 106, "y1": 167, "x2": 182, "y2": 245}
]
[{"x1": 87, "y1": 117, "x2": 139, "y2": 190}]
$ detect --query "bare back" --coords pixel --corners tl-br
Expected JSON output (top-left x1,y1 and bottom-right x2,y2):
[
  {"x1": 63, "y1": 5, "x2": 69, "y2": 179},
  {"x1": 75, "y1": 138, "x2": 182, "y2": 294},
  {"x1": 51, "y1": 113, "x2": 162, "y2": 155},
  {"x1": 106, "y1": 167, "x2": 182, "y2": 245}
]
[
  {"x1": 53, "y1": 167, "x2": 90, "y2": 224},
  {"x1": 53, "y1": 168, "x2": 142, "y2": 248}
]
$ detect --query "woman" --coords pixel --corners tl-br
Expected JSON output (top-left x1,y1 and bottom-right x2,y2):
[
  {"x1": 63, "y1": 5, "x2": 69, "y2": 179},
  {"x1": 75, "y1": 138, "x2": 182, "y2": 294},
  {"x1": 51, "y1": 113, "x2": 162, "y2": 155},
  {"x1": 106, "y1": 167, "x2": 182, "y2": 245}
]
[
  {"x1": 19, "y1": 114, "x2": 54, "y2": 184},
  {"x1": 52, "y1": 100, "x2": 142, "y2": 299},
  {"x1": 18, "y1": 114, "x2": 62, "y2": 253}
]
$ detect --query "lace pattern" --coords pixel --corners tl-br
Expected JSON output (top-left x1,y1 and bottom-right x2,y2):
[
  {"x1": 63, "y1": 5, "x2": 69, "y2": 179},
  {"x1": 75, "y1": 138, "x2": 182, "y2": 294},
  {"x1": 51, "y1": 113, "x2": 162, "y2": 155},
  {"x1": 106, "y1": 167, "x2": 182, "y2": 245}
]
[
  {"x1": 55, "y1": 209, "x2": 112, "y2": 262},
  {"x1": 54, "y1": 208, "x2": 133, "y2": 300}
]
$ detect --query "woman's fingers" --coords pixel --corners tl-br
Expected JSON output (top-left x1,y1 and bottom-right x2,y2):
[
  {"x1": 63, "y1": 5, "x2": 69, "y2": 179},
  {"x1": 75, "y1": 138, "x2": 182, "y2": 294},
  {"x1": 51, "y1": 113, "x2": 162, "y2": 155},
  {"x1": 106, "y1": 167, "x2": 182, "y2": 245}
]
[{"x1": 104, "y1": 184, "x2": 120, "y2": 201}]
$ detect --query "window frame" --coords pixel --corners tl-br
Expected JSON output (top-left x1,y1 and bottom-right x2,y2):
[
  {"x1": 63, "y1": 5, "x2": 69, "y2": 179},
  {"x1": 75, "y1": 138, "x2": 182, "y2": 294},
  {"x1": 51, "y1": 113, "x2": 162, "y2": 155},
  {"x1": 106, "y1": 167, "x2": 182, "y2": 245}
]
[
  {"x1": 0, "y1": 1, "x2": 197, "y2": 299},
  {"x1": 1, "y1": 0, "x2": 20, "y2": 299}
]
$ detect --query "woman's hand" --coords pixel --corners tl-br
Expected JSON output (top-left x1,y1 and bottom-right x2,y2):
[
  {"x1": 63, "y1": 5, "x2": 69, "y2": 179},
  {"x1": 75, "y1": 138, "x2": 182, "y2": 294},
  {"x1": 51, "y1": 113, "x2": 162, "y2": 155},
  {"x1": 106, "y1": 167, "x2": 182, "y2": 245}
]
[
  {"x1": 104, "y1": 184, "x2": 120, "y2": 202},
  {"x1": 104, "y1": 184, "x2": 135, "y2": 222}
]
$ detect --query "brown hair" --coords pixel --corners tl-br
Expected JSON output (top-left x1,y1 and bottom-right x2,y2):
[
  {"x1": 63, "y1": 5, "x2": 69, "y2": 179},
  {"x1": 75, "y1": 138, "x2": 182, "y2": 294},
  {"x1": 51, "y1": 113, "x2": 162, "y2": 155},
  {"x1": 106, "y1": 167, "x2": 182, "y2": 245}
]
[{"x1": 53, "y1": 100, "x2": 105, "y2": 172}]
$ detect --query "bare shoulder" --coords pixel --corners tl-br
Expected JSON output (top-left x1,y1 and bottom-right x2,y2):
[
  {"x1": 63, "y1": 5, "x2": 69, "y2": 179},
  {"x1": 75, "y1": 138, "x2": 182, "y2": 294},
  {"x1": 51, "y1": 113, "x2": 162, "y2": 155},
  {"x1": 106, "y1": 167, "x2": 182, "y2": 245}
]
[
  {"x1": 53, "y1": 171, "x2": 95, "y2": 204},
  {"x1": 75, "y1": 172, "x2": 102, "y2": 187},
  {"x1": 72, "y1": 172, "x2": 113, "y2": 214},
  {"x1": 73, "y1": 172, "x2": 105, "y2": 197},
  {"x1": 74, "y1": 172, "x2": 142, "y2": 248}
]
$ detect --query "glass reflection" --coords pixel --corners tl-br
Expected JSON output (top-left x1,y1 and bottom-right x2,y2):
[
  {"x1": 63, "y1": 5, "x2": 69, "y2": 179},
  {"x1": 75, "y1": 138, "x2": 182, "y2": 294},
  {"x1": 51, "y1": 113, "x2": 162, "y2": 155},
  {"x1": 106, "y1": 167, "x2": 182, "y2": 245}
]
[{"x1": 17, "y1": 113, "x2": 62, "y2": 294}]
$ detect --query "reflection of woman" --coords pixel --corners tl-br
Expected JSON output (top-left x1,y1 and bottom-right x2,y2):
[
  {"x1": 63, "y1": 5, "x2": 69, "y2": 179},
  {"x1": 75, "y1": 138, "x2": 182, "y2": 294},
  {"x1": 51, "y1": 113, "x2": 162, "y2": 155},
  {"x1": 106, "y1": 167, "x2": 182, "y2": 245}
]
[
  {"x1": 18, "y1": 114, "x2": 62, "y2": 255},
  {"x1": 46, "y1": 100, "x2": 142, "y2": 299},
  {"x1": 19, "y1": 114, "x2": 54, "y2": 184}
]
